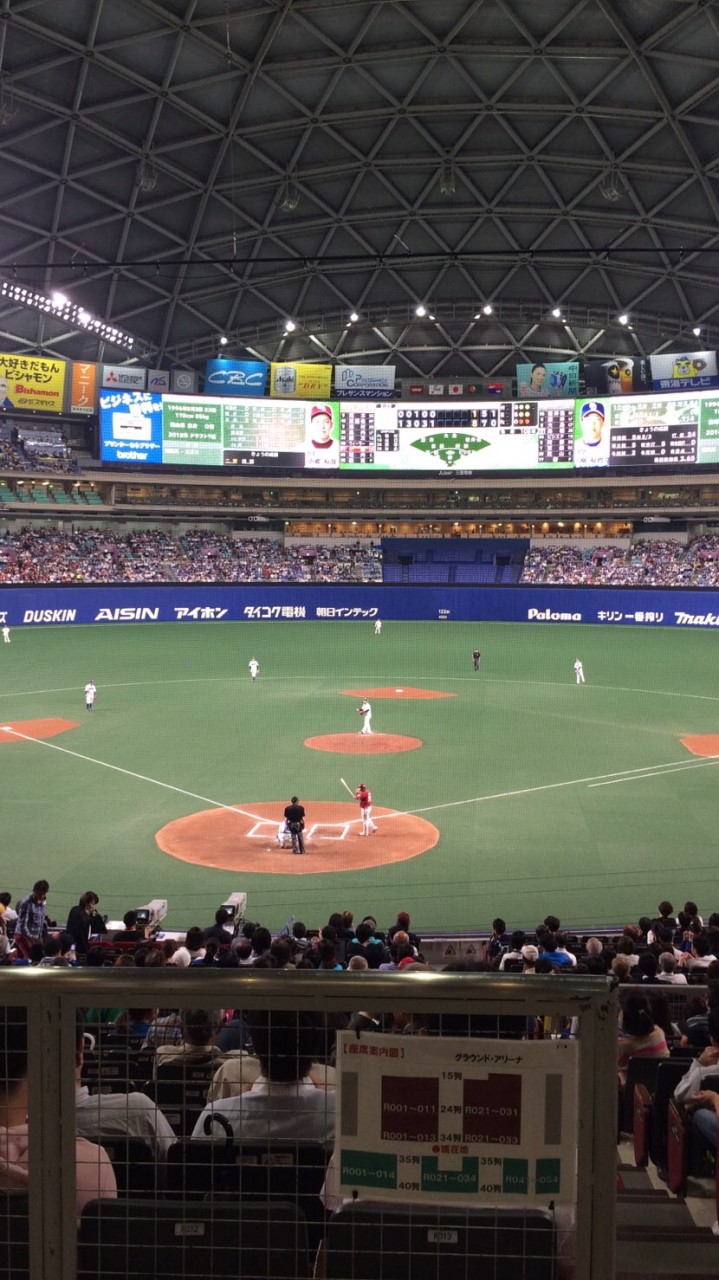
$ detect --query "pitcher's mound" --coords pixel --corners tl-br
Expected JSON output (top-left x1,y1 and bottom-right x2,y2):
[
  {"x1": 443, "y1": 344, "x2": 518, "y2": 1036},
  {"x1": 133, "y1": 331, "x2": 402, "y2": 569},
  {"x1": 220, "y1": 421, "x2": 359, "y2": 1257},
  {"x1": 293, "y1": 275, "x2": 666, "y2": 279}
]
[
  {"x1": 681, "y1": 734, "x2": 719, "y2": 758},
  {"x1": 305, "y1": 733, "x2": 422, "y2": 754},
  {"x1": 156, "y1": 801, "x2": 439, "y2": 874},
  {"x1": 342, "y1": 686, "x2": 455, "y2": 700},
  {"x1": 0, "y1": 718, "x2": 80, "y2": 743}
]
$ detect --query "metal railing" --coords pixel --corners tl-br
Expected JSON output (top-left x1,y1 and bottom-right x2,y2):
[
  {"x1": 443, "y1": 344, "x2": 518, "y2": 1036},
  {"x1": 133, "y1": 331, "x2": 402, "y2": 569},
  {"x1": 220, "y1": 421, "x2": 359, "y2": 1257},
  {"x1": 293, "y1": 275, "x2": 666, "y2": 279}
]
[{"x1": 0, "y1": 969, "x2": 618, "y2": 1280}]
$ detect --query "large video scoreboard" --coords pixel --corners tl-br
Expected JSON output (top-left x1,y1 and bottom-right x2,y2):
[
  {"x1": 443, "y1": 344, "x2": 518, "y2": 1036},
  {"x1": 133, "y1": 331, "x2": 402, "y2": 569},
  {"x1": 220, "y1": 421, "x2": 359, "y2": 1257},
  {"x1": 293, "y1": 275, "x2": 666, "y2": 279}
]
[{"x1": 99, "y1": 388, "x2": 719, "y2": 473}]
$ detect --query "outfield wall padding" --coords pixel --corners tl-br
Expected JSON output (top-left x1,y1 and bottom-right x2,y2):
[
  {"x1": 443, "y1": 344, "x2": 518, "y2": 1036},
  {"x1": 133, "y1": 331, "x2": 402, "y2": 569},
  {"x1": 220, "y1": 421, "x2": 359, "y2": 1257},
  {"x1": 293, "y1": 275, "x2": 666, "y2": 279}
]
[{"x1": 2, "y1": 583, "x2": 719, "y2": 628}]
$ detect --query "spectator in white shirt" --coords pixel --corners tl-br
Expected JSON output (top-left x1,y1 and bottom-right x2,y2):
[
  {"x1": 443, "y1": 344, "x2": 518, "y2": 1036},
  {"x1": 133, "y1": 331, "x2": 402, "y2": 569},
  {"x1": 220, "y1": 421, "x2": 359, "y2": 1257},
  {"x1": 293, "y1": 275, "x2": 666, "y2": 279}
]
[{"x1": 657, "y1": 953, "x2": 687, "y2": 984}]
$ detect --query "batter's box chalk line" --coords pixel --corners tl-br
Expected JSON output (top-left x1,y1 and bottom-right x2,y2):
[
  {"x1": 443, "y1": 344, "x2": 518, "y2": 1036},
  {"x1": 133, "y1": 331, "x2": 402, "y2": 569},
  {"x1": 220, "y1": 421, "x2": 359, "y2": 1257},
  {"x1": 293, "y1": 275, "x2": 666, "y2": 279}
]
[{"x1": 245, "y1": 819, "x2": 356, "y2": 842}]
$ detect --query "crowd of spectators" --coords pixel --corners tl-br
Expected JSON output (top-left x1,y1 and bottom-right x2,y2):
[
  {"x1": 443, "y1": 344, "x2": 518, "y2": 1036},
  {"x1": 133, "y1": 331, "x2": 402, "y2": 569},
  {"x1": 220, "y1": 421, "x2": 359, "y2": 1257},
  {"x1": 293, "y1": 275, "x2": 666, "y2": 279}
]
[
  {"x1": 0, "y1": 528, "x2": 382, "y2": 584},
  {"x1": 2, "y1": 885, "x2": 719, "y2": 1246},
  {"x1": 520, "y1": 536, "x2": 719, "y2": 587},
  {"x1": 0, "y1": 422, "x2": 77, "y2": 474}
]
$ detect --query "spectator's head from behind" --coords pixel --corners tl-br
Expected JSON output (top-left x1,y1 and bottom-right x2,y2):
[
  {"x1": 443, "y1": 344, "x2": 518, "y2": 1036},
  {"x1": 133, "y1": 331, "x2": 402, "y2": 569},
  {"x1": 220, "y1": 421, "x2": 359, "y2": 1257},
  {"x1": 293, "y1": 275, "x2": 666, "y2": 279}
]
[
  {"x1": 347, "y1": 955, "x2": 368, "y2": 971},
  {"x1": 184, "y1": 927, "x2": 204, "y2": 953},
  {"x1": 122, "y1": 910, "x2": 137, "y2": 930},
  {"x1": 245, "y1": 1010, "x2": 322, "y2": 1082},
  {"x1": 355, "y1": 922, "x2": 374, "y2": 946},
  {"x1": 521, "y1": 945, "x2": 538, "y2": 971},
  {"x1": 637, "y1": 953, "x2": 658, "y2": 981},
  {"x1": 32, "y1": 880, "x2": 49, "y2": 904},
  {"x1": 510, "y1": 930, "x2": 526, "y2": 951},
  {"x1": 491, "y1": 917, "x2": 506, "y2": 938},
  {"x1": 395, "y1": 911, "x2": 411, "y2": 930},
  {"x1": 0, "y1": 1007, "x2": 28, "y2": 1121},
  {"x1": 544, "y1": 915, "x2": 560, "y2": 933},
  {"x1": 292, "y1": 922, "x2": 307, "y2": 941},
  {"x1": 658, "y1": 900, "x2": 674, "y2": 921},
  {"x1": 586, "y1": 937, "x2": 603, "y2": 957},
  {"x1": 620, "y1": 989, "x2": 656, "y2": 1036},
  {"x1": 693, "y1": 935, "x2": 712, "y2": 959},
  {"x1": 252, "y1": 927, "x2": 271, "y2": 956},
  {"x1": 181, "y1": 1009, "x2": 219, "y2": 1048},
  {"x1": 658, "y1": 952, "x2": 677, "y2": 975}
]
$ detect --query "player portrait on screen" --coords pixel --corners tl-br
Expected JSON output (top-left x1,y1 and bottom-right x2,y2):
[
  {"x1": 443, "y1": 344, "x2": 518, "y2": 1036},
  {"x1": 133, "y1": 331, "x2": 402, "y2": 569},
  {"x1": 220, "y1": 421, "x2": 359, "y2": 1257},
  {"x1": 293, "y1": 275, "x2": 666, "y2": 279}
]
[
  {"x1": 573, "y1": 400, "x2": 610, "y2": 469},
  {"x1": 305, "y1": 403, "x2": 339, "y2": 468}
]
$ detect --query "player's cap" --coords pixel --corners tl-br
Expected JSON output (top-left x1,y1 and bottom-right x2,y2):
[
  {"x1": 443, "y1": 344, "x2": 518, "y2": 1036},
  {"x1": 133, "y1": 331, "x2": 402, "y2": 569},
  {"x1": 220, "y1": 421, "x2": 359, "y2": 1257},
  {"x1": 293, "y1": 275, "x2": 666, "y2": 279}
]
[
  {"x1": 521, "y1": 945, "x2": 539, "y2": 962},
  {"x1": 581, "y1": 399, "x2": 604, "y2": 418},
  {"x1": 311, "y1": 404, "x2": 332, "y2": 419}
]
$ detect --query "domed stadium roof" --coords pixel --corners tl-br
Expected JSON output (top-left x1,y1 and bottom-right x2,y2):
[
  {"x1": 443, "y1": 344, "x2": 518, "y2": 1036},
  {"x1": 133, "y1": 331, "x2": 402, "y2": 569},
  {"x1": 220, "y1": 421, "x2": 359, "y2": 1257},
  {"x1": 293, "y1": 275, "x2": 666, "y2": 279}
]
[{"x1": 0, "y1": 0, "x2": 717, "y2": 377}]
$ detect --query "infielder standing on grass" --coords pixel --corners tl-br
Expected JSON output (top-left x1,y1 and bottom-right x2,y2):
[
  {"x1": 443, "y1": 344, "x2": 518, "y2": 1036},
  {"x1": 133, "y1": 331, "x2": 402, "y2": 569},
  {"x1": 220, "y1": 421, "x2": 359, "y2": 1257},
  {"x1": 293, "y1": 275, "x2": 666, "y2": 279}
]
[
  {"x1": 357, "y1": 698, "x2": 373, "y2": 734},
  {"x1": 84, "y1": 681, "x2": 97, "y2": 711},
  {"x1": 574, "y1": 659, "x2": 585, "y2": 685},
  {"x1": 355, "y1": 782, "x2": 378, "y2": 835},
  {"x1": 248, "y1": 657, "x2": 259, "y2": 682}
]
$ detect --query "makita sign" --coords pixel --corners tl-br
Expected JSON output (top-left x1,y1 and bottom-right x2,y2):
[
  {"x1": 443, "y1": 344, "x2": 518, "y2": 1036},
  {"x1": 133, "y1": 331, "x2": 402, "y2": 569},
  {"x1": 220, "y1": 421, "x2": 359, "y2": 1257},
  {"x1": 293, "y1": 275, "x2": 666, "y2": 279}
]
[
  {"x1": 528, "y1": 608, "x2": 583, "y2": 622},
  {"x1": 674, "y1": 611, "x2": 719, "y2": 626}
]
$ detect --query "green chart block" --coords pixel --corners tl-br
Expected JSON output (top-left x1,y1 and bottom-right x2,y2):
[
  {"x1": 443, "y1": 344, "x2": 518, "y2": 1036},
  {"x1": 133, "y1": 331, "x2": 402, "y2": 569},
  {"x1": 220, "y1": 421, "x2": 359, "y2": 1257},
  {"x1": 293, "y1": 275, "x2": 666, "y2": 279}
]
[
  {"x1": 502, "y1": 1158, "x2": 529, "y2": 1195},
  {"x1": 341, "y1": 1150, "x2": 397, "y2": 1191},
  {"x1": 536, "y1": 1158, "x2": 561, "y2": 1195},
  {"x1": 421, "y1": 1156, "x2": 479, "y2": 1194}
]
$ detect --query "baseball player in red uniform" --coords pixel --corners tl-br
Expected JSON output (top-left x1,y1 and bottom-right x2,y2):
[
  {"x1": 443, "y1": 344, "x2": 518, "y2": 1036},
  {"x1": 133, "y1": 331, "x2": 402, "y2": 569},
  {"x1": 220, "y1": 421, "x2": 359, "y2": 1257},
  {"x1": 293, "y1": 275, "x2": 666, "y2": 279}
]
[{"x1": 354, "y1": 782, "x2": 378, "y2": 835}]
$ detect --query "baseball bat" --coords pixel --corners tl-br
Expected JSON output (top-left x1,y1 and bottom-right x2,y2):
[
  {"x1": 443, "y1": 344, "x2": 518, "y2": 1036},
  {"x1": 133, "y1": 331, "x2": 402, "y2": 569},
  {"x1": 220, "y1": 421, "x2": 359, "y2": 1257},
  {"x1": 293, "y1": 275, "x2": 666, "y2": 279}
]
[{"x1": 340, "y1": 777, "x2": 354, "y2": 797}]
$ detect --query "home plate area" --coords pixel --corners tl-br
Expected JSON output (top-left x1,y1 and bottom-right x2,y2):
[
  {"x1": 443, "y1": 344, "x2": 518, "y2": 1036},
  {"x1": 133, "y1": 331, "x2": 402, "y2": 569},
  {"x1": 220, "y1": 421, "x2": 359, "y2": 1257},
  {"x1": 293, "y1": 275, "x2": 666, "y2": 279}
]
[{"x1": 155, "y1": 801, "x2": 439, "y2": 874}]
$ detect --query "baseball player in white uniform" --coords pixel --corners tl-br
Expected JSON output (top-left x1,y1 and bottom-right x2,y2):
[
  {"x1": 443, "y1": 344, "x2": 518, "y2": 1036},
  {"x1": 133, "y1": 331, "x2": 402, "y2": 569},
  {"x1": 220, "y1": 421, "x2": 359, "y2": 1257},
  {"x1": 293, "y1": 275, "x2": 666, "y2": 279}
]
[
  {"x1": 573, "y1": 659, "x2": 585, "y2": 685},
  {"x1": 2, "y1": 626, "x2": 9, "y2": 644},
  {"x1": 374, "y1": 619, "x2": 382, "y2": 635},
  {"x1": 84, "y1": 681, "x2": 97, "y2": 710},
  {"x1": 276, "y1": 818, "x2": 291, "y2": 849},
  {"x1": 249, "y1": 658, "x2": 259, "y2": 681},
  {"x1": 357, "y1": 699, "x2": 373, "y2": 734}
]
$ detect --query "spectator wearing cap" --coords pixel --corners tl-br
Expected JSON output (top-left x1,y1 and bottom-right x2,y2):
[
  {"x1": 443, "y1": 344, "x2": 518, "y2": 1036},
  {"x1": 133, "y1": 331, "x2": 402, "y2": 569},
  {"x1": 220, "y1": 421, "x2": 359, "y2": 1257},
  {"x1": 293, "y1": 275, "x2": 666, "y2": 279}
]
[{"x1": 521, "y1": 945, "x2": 538, "y2": 973}]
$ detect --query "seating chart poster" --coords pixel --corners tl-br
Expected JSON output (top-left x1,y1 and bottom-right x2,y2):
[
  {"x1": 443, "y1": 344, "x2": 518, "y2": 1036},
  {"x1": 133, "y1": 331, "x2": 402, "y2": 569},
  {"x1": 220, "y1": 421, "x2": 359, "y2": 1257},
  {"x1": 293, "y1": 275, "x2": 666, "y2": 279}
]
[{"x1": 335, "y1": 1033, "x2": 578, "y2": 1206}]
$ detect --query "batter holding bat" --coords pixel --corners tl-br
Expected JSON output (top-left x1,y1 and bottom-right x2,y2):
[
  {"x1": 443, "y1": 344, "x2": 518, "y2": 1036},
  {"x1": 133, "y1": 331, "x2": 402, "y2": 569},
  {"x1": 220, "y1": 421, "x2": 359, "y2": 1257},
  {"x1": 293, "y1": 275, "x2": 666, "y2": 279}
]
[{"x1": 354, "y1": 781, "x2": 378, "y2": 836}]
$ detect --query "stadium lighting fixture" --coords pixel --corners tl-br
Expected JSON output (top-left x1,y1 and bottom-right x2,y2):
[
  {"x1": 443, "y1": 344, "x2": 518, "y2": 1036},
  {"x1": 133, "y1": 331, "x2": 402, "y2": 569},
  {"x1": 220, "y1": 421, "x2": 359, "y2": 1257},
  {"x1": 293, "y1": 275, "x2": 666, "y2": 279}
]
[
  {"x1": 284, "y1": 319, "x2": 296, "y2": 332},
  {"x1": 415, "y1": 304, "x2": 427, "y2": 317},
  {"x1": 0, "y1": 279, "x2": 136, "y2": 349},
  {"x1": 439, "y1": 160, "x2": 456, "y2": 196},
  {"x1": 693, "y1": 326, "x2": 702, "y2": 336},
  {"x1": 219, "y1": 334, "x2": 228, "y2": 346},
  {"x1": 428, "y1": 313, "x2": 436, "y2": 321},
  {"x1": 618, "y1": 313, "x2": 629, "y2": 325},
  {"x1": 349, "y1": 311, "x2": 359, "y2": 323},
  {"x1": 482, "y1": 303, "x2": 493, "y2": 315},
  {"x1": 551, "y1": 307, "x2": 562, "y2": 318}
]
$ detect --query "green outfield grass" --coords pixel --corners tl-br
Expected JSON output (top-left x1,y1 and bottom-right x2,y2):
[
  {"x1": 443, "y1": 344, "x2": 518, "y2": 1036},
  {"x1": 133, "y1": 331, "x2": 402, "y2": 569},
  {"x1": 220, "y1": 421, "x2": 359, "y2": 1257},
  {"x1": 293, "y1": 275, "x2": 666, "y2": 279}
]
[{"x1": 1, "y1": 619, "x2": 718, "y2": 934}]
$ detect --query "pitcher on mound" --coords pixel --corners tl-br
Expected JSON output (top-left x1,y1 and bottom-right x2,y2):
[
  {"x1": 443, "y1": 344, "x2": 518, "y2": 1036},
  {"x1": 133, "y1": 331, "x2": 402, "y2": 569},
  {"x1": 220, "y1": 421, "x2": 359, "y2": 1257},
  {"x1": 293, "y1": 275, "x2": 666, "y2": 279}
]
[{"x1": 357, "y1": 698, "x2": 373, "y2": 734}]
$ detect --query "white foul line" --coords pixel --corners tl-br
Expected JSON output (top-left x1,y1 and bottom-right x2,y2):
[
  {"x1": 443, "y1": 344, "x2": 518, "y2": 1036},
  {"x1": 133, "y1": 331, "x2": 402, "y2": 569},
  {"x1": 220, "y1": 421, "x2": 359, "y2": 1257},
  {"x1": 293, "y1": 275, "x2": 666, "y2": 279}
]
[
  {"x1": 588, "y1": 758, "x2": 719, "y2": 788},
  {"x1": 0, "y1": 727, "x2": 267, "y2": 824},
  {"x1": 2, "y1": 725, "x2": 714, "y2": 827}
]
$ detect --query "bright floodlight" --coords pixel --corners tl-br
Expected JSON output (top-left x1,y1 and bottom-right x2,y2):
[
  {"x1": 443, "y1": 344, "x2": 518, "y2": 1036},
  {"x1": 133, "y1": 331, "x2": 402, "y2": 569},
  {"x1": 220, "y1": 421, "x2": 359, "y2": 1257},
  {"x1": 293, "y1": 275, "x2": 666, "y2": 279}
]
[
  {"x1": 618, "y1": 313, "x2": 629, "y2": 325},
  {"x1": 51, "y1": 292, "x2": 69, "y2": 309},
  {"x1": 415, "y1": 304, "x2": 427, "y2": 317},
  {"x1": 693, "y1": 326, "x2": 702, "y2": 336},
  {"x1": 349, "y1": 311, "x2": 359, "y2": 322},
  {"x1": 482, "y1": 303, "x2": 493, "y2": 315},
  {"x1": 551, "y1": 307, "x2": 562, "y2": 318},
  {"x1": 219, "y1": 334, "x2": 228, "y2": 346},
  {"x1": 285, "y1": 319, "x2": 296, "y2": 332}
]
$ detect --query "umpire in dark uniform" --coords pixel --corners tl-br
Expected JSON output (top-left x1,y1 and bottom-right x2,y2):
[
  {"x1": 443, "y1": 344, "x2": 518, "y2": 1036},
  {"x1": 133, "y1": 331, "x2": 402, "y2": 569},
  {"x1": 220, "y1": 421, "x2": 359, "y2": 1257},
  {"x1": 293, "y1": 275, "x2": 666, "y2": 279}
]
[
  {"x1": 472, "y1": 649, "x2": 481, "y2": 672},
  {"x1": 284, "y1": 796, "x2": 306, "y2": 855}
]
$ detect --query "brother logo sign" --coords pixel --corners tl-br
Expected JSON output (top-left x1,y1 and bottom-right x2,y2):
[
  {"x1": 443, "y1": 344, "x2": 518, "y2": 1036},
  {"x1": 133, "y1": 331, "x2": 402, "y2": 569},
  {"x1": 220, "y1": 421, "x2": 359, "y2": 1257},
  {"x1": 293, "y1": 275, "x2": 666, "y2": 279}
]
[{"x1": 527, "y1": 607, "x2": 583, "y2": 622}]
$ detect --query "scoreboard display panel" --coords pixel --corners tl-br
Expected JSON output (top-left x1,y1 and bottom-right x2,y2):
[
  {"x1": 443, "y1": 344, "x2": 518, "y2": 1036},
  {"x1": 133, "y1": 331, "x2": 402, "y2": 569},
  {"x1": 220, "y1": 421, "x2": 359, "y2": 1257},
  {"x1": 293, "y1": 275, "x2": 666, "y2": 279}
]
[
  {"x1": 573, "y1": 391, "x2": 719, "y2": 469},
  {"x1": 338, "y1": 399, "x2": 574, "y2": 471},
  {"x1": 100, "y1": 387, "x2": 719, "y2": 473}
]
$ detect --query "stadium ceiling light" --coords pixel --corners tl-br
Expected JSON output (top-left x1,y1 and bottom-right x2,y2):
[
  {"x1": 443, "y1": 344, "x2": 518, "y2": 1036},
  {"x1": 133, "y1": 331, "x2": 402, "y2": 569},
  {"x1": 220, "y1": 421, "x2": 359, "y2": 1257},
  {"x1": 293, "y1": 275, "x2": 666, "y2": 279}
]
[
  {"x1": 284, "y1": 319, "x2": 296, "y2": 332},
  {"x1": 618, "y1": 313, "x2": 629, "y2": 325},
  {"x1": 0, "y1": 278, "x2": 136, "y2": 349},
  {"x1": 693, "y1": 325, "x2": 702, "y2": 336},
  {"x1": 349, "y1": 311, "x2": 359, "y2": 323},
  {"x1": 219, "y1": 334, "x2": 228, "y2": 346},
  {"x1": 428, "y1": 313, "x2": 436, "y2": 321},
  {"x1": 551, "y1": 307, "x2": 562, "y2": 318},
  {"x1": 415, "y1": 304, "x2": 427, "y2": 317},
  {"x1": 482, "y1": 303, "x2": 493, "y2": 315}
]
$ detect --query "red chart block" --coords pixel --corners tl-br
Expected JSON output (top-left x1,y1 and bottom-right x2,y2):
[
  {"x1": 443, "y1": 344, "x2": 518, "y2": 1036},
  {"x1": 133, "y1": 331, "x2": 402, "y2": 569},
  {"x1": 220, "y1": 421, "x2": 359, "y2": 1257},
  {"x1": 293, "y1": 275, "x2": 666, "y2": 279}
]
[
  {"x1": 462, "y1": 1074, "x2": 522, "y2": 1145},
  {"x1": 381, "y1": 1075, "x2": 439, "y2": 1142}
]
